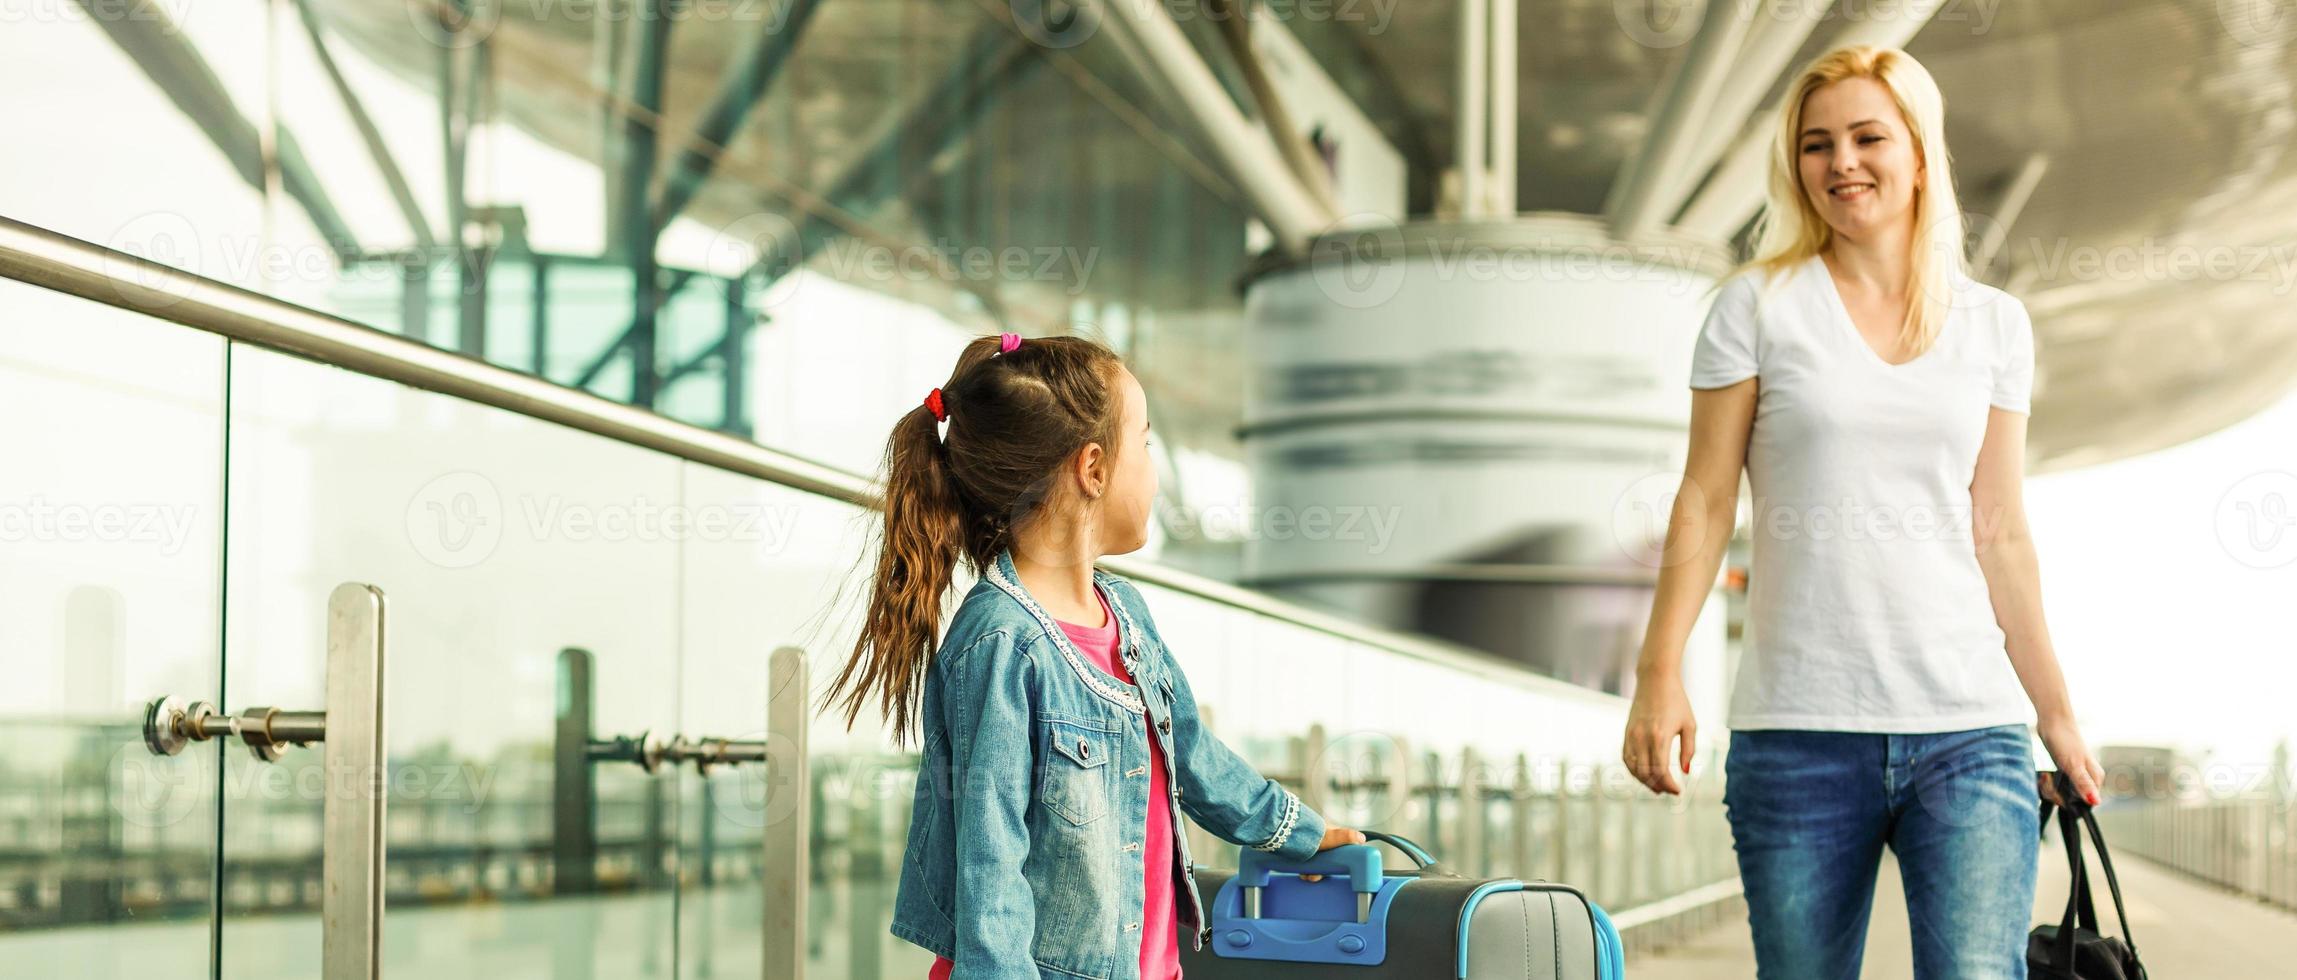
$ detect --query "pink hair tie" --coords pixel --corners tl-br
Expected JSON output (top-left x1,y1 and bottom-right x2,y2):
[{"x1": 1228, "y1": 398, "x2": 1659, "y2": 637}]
[{"x1": 998, "y1": 332, "x2": 1022, "y2": 354}]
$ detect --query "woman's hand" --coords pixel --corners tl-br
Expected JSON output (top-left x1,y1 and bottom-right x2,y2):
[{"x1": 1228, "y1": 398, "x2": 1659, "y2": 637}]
[
  {"x1": 1623, "y1": 670, "x2": 1697, "y2": 796},
  {"x1": 2037, "y1": 713, "x2": 2105, "y2": 808},
  {"x1": 1297, "y1": 826, "x2": 1367, "y2": 882}
]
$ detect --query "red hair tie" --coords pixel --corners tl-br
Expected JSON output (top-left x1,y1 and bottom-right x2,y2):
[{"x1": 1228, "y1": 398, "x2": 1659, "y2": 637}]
[{"x1": 923, "y1": 387, "x2": 947, "y2": 422}]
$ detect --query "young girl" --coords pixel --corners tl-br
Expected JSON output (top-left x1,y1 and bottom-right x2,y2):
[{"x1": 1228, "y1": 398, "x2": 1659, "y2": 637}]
[{"x1": 825, "y1": 332, "x2": 1363, "y2": 980}]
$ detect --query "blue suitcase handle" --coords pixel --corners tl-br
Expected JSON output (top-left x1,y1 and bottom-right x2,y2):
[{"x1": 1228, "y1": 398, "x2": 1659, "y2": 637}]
[
  {"x1": 1236, "y1": 843, "x2": 1383, "y2": 894},
  {"x1": 1210, "y1": 843, "x2": 1414, "y2": 965}
]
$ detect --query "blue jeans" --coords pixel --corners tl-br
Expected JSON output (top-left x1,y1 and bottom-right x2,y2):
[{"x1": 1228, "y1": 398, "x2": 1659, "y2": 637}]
[{"x1": 1722, "y1": 724, "x2": 2040, "y2": 980}]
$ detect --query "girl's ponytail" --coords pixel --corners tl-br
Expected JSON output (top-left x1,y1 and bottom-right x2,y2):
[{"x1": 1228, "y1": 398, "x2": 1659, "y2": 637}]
[{"x1": 824, "y1": 334, "x2": 1120, "y2": 745}]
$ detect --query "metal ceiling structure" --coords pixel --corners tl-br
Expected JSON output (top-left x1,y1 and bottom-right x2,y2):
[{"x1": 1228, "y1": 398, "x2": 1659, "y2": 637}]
[{"x1": 88, "y1": 0, "x2": 2297, "y2": 473}]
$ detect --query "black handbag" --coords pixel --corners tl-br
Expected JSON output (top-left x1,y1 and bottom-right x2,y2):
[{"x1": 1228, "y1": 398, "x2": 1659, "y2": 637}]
[{"x1": 2026, "y1": 771, "x2": 2148, "y2": 980}]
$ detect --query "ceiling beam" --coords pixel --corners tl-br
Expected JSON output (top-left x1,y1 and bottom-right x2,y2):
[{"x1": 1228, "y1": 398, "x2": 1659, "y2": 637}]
[{"x1": 1604, "y1": 0, "x2": 1756, "y2": 242}]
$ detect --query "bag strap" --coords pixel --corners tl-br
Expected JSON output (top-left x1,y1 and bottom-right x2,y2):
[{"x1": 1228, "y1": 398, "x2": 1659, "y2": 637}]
[
  {"x1": 2038, "y1": 773, "x2": 2141, "y2": 959},
  {"x1": 2046, "y1": 806, "x2": 2093, "y2": 965},
  {"x1": 2074, "y1": 802, "x2": 2141, "y2": 956}
]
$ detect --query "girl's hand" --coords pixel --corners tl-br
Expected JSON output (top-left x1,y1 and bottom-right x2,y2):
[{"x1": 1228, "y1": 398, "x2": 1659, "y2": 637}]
[
  {"x1": 2037, "y1": 713, "x2": 2105, "y2": 808},
  {"x1": 1623, "y1": 670, "x2": 1697, "y2": 796},
  {"x1": 1297, "y1": 826, "x2": 1367, "y2": 882}
]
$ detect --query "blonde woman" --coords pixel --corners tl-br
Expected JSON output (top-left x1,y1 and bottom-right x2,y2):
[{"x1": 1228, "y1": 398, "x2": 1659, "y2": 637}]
[{"x1": 1621, "y1": 46, "x2": 2107, "y2": 977}]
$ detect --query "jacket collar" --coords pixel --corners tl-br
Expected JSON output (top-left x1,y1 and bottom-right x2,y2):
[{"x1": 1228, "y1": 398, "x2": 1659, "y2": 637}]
[{"x1": 985, "y1": 550, "x2": 1147, "y2": 715}]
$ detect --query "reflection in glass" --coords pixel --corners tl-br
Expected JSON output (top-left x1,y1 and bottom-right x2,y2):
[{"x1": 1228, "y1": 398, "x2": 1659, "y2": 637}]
[
  {"x1": 217, "y1": 343, "x2": 684, "y2": 976},
  {"x1": 0, "y1": 285, "x2": 227, "y2": 976}
]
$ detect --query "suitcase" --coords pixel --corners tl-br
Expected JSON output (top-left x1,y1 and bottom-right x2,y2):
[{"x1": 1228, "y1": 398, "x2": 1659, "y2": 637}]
[{"x1": 1180, "y1": 831, "x2": 1625, "y2": 979}]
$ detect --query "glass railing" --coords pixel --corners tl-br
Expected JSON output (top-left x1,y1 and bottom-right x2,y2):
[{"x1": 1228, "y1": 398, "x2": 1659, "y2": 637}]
[
  {"x1": 0, "y1": 213, "x2": 1739, "y2": 977},
  {"x1": 2098, "y1": 795, "x2": 2297, "y2": 915}
]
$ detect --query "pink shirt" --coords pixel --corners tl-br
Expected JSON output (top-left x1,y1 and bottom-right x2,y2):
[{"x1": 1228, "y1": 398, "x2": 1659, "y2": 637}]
[{"x1": 933, "y1": 585, "x2": 1182, "y2": 980}]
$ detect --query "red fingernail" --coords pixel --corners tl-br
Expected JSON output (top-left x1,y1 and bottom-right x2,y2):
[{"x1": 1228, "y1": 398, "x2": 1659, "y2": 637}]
[{"x1": 2086, "y1": 792, "x2": 2098, "y2": 806}]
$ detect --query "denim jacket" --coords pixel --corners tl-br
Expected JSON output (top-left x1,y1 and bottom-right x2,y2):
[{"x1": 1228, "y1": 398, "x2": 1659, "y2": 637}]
[{"x1": 888, "y1": 550, "x2": 1329, "y2": 980}]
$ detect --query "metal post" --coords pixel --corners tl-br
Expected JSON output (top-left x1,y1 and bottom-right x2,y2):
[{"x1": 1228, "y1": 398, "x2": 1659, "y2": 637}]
[
  {"x1": 555, "y1": 648, "x2": 598, "y2": 894},
  {"x1": 623, "y1": 0, "x2": 675, "y2": 408},
  {"x1": 1422, "y1": 750, "x2": 1444, "y2": 856},
  {"x1": 1301, "y1": 723, "x2": 1329, "y2": 816},
  {"x1": 763, "y1": 646, "x2": 810, "y2": 980},
  {"x1": 1486, "y1": 0, "x2": 1515, "y2": 215},
  {"x1": 1384, "y1": 735, "x2": 1412, "y2": 842},
  {"x1": 1454, "y1": 0, "x2": 1488, "y2": 218},
  {"x1": 322, "y1": 582, "x2": 387, "y2": 980},
  {"x1": 1459, "y1": 746, "x2": 1486, "y2": 877},
  {"x1": 1510, "y1": 754, "x2": 1532, "y2": 878},
  {"x1": 721, "y1": 275, "x2": 749, "y2": 436},
  {"x1": 401, "y1": 256, "x2": 430, "y2": 343},
  {"x1": 136, "y1": 582, "x2": 389, "y2": 979},
  {"x1": 1552, "y1": 768, "x2": 1572, "y2": 884},
  {"x1": 530, "y1": 256, "x2": 550, "y2": 376}
]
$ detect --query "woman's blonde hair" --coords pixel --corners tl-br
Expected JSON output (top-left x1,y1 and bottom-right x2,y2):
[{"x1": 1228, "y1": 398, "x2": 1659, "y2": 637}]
[{"x1": 1735, "y1": 45, "x2": 1967, "y2": 359}]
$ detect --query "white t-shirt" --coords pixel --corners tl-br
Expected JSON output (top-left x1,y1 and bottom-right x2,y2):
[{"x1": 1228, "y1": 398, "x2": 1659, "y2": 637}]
[{"x1": 1690, "y1": 253, "x2": 2037, "y2": 734}]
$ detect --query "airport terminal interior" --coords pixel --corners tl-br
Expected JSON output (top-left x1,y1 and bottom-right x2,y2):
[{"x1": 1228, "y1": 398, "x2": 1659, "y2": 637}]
[{"x1": 4, "y1": 0, "x2": 2297, "y2": 975}]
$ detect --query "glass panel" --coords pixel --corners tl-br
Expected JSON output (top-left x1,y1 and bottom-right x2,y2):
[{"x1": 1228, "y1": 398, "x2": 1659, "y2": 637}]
[
  {"x1": 0, "y1": 5, "x2": 269, "y2": 292},
  {"x1": 674, "y1": 464, "x2": 928, "y2": 980},
  {"x1": 0, "y1": 284, "x2": 227, "y2": 975},
  {"x1": 216, "y1": 343, "x2": 683, "y2": 978}
]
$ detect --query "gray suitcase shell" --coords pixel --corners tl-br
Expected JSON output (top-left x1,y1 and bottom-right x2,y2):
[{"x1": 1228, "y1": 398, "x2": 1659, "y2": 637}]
[{"x1": 1178, "y1": 833, "x2": 1620, "y2": 979}]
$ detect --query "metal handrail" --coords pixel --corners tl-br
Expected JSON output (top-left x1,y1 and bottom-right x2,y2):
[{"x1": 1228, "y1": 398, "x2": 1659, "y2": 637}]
[{"x1": 0, "y1": 213, "x2": 1623, "y2": 709}]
